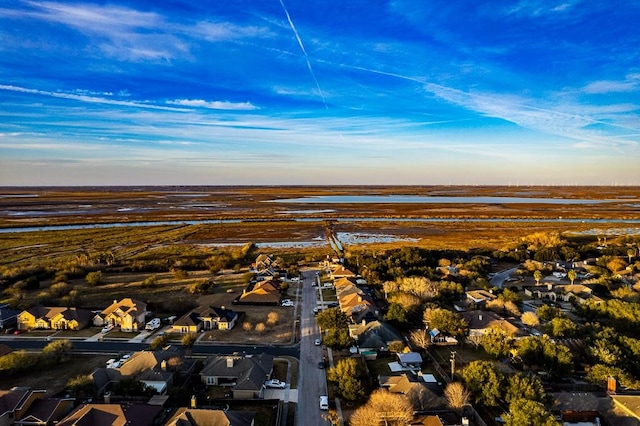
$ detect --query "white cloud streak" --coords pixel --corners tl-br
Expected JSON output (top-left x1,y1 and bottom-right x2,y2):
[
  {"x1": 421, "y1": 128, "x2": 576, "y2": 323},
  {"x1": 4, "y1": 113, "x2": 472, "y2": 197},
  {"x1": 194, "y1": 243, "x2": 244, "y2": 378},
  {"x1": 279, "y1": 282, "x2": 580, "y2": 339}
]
[
  {"x1": 167, "y1": 99, "x2": 258, "y2": 110},
  {"x1": 0, "y1": 84, "x2": 189, "y2": 111},
  {"x1": 277, "y1": 0, "x2": 328, "y2": 109}
]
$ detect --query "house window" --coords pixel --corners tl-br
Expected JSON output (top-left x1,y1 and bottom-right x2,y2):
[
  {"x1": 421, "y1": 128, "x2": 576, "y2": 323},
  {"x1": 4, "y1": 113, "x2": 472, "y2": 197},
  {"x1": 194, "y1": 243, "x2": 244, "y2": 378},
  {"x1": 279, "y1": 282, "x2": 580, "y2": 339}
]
[{"x1": 206, "y1": 377, "x2": 216, "y2": 385}]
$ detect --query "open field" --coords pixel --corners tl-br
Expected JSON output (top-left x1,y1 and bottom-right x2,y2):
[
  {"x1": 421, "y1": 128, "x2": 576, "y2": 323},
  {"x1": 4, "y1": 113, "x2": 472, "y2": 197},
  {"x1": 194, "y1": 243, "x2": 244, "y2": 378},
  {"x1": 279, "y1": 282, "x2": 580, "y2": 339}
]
[
  {"x1": 0, "y1": 353, "x2": 113, "y2": 395},
  {"x1": 1, "y1": 186, "x2": 639, "y2": 230}
]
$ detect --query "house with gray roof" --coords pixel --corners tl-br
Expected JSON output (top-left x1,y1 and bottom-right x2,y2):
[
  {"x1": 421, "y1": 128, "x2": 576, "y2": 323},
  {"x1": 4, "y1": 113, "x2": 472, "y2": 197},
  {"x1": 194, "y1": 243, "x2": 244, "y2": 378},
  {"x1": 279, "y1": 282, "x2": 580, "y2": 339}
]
[{"x1": 200, "y1": 353, "x2": 274, "y2": 399}]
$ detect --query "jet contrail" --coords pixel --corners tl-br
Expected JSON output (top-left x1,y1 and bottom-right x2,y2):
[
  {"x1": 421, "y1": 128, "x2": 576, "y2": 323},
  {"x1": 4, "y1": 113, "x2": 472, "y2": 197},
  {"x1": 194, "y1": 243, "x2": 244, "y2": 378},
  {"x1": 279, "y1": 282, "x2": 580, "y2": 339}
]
[{"x1": 278, "y1": 0, "x2": 328, "y2": 109}]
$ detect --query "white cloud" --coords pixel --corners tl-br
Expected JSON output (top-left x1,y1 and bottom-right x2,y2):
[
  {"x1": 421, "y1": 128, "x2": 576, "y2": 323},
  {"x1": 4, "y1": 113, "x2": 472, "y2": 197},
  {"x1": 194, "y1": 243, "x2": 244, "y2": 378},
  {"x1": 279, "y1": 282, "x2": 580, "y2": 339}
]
[
  {"x1": 424, "y1": 83, "x2": 639, "y2": 150},
  {"x1": 0, "y1": 84, "x2": 189, "y2": 111},
  {"x1": 582, "y1": 75, "x2": 640, "y2": 94},
  {"x1": 167, "y1": 99, "x2": 258, "y2": 110}
]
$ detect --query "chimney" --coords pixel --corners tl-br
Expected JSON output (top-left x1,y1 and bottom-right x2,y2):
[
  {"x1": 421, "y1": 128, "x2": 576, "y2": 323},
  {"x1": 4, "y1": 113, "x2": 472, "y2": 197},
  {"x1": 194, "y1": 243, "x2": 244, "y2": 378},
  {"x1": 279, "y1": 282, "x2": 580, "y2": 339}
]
[
  {"x1": 221, "y1": 305, "x2": 225, "y2": 310},
  {"x1": 479, "y1": 314, "x2": 483, "y2": 321},
  {"x1": 113, "y1": 300, "x2": 117, "y2": 304},
  {"x1": 190, "y1": 395, "x2": 197, "y2": 408},
  {"x1": 161, "y1": 360, "x2": 167, "y2": 371},
  {"x1": 226, "y1": 357, "x2": 234, "y2": 368},
  {"x1": 104, "y1": 391, "x2": 111, "y2": 404}
]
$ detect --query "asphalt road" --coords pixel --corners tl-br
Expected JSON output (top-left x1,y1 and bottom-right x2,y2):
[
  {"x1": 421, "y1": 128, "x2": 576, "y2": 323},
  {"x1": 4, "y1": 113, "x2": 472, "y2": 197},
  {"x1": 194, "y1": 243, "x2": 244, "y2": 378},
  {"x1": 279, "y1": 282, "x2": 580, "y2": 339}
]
[
  {"x1": 295, "y1": 269, "x2": 331, "y2": 426},
  {"x1": 0, "y1": 337, "x2": 299, "y2": 358}
]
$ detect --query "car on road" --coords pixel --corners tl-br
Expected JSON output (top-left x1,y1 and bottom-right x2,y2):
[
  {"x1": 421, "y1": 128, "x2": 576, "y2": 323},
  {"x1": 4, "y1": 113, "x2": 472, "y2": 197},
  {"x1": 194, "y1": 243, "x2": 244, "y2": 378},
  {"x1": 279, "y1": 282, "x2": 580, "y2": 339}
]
[
  {"x1": 319, "y1": 395, "x2": 329, "y2": 410},
  {"x1": 13, "y1": 329, "x2": 27, "y2": 335},
  {"x1": 313, "y1": 306, "x2": 320, "y2": 314},
  {"x1": 264, "y1": 379, "x2": 286, "y2": 389},
  {"x1": 281, "y1": 300, "x2": 294, "y2": 307},
  {"x1": 318, "y1": 361, "x2": 325, "y2": 369},
  {"x1": 314, "y1": 338, "x2": 322, "y2": 346}
]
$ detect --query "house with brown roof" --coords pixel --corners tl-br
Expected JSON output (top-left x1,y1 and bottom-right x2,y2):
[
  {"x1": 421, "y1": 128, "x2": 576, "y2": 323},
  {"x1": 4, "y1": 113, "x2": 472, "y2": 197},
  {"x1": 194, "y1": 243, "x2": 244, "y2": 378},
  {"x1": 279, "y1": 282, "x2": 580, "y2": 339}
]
[
  {"x1": 465, "y1": 290, "x2": 497, "y2": 308},
  {"x1": 171, "y1": 306, "x2": 238, "y2": 334},
  {"x1": 164, "y1": 408, "x2": 256, "y2": 426},
  {"x1": 16, "y1": 307, "x2": 93, "y2": 330},
  {"x1": 0, "y1": 387, "x2": 46, "y2": 426},
  {"x1": 57, "y1": 403, "x2": 163, "y2": 426},
  {"x1": 461, "y1": 310, "x2": 526, "y2": 338},
  {"x1": 378, "y1": 374, "x2": 446, "y2": 411},
  {"x1": 330, "y1": 265, "x2": 356, "y2": 280},
  {"x1": 94, "y1": 298, "x2": 147, "y2": 332},
  {"x1": 200, "y1": 354, "x2": 274, "y2": 399},
  {"x1": 234, "y1": 281, "x2": 281, "y2": 306},
  {"x1": 91, "y1": 351, "x2": 195, "y2": 396},
  {"x1": 14, "y1": 397, "x2": 75, "y2": 426}
]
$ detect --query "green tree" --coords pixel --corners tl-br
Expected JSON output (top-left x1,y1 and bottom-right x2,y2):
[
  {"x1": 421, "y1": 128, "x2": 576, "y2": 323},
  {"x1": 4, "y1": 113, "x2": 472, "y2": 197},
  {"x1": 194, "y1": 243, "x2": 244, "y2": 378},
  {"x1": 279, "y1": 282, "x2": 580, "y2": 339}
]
[
  {"x1": 482, "y1": 327, "x2": 515, "y2": 358},
  {"x1": 505, "y1": 373, "x2": 545, "y2": 404},
  {"x1": 181, "y1": 333, "x2": 198, "y2": 356},
  {"x1": 114, "y1": 377, "x2": 155, "y2": 397},
  {"x1": 423, "y1": 307, "x2": 468, "y2": 340},
  {"x1": 150, "y1": 334, "x2": 170, "y2": 351},
  {"x1": 327, "y1": 358, "x2": 366, "y2": 401},
  {"x1": 533, "y1": 270, "x2": 542, "y2": 285},
  {"x1": 506, "y1": 399, "x2": 560, "y2": 426},
  {"x1": 546, "y1": 317, "x2": 578, "y2": 338},
  {"x1": 42, "y1": 339, "x2": 73, "y2": 364},
  {"x1": 85, "y1": 270, "x2": 103, "y2": 286},
  {"x1": 323, "y1": 328, "x2": 356, "y2": 350},
  {"x1": 521, "y1": 311, "x2": 540, "y2": 332},
  {"x1": 461, "y1": 361, "x2": 503, "y2": 406},
  {"x1": 384, "y1": 303, "x2": 408, "y2": 326},
  {"x1": 67, "y1": 374, "x2": 97, "y2": 397},
  {"x1": 316, "y1": 307, "x2": 349, "y2": 331}
]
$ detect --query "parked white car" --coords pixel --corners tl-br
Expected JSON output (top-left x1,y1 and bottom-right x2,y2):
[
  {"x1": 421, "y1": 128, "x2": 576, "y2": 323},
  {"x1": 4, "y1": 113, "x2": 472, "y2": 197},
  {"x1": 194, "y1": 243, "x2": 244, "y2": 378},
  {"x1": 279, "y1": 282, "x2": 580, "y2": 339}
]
[
  {"x1": 264, "y1": 379, "x2": 286, "y2": 389},
  {"x1": 101, "y1": 324, "x2": 114, "y2": 333},
  {"x1": 145, "y1": 318, "x2": 161, "y2": 330},
  {"x1": 281, "y1": 300, "x2": 294, "y2": 307}
]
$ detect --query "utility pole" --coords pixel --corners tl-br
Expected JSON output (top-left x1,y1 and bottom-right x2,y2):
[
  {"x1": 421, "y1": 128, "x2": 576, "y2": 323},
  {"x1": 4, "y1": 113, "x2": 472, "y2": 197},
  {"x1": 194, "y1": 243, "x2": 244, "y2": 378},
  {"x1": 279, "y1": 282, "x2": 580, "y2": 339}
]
[{"x1": 450, "y1": 351, "x2": 456, "y2": 381}]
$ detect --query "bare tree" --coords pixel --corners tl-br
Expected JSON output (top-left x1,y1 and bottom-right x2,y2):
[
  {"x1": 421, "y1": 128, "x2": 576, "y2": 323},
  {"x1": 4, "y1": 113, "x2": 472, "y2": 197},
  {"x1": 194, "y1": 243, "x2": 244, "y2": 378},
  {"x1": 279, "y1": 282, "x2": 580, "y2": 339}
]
[
  {"x1": 409, "y1": 329, "x2": 431, "y2": 352},
  {"x1": 445, "y1": 382, "x2": 470, "y2": 414},
  {"x1": 350, "y1": 389, "x2": 413, "y2": 426}
]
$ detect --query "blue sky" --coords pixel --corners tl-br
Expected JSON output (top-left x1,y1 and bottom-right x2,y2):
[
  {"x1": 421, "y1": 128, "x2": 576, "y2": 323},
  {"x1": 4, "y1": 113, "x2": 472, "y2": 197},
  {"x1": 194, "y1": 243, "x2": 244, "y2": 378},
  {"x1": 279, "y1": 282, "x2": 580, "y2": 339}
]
[{"x1": 1, "y1": 0, "x2": 639, "y2": 185}]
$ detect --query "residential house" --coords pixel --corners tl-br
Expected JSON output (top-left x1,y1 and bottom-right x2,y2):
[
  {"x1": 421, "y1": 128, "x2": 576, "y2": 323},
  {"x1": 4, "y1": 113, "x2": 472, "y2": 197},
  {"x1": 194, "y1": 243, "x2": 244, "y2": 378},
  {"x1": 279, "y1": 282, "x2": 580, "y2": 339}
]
[
  {"x1": 17, "y1": 307, "x2": 92, "y2": 330},
  {"x1": 234, "y1": 281, "x2": 281, "y2": 306},
  {"x1": 200, "y1": 353, "x2": 274, "y2": 399},
  {"x1": 0, "y1": 304, "x2": 19, "y2": 330},
  {"x1": 171, "y1": 306, "x2": 238, "y2": 334},
  {"x1": 461, "y1": 310, "x2": 526, "y2": 339},
  {"x1": 330, "y1": 265, "x2": 356, "y2": 280},
  {"x1": 379, "y1": 374, "x2": 446, "y2": 411},
  {"x1": 164, "y1": 408, "x2": 256, "y2": 426},
  {"x1": 335, "y1": 278, "x2": 378, "y2": 323},
  {"x1": 14, "y1": 397, "x2": 75, "y2": 426},
  {"x1": 397, "y1": 352, "x2": 423, "y2": 370},
  {"x1": 57, "y1": 403, "x2": 163, "y2": 426},
  {"x1": 94, "y1": 298, "x2": 147, "y2": 332},
  {"x1": 465, "y1": 290, "x2": 497, "y2": 309},
  {"x1": 91, "y1": 351, "x2": 195, "y2": 396},
  {"x1": 349, "y1": 320, "x2": 403, "y2": 353},
  {"x1": 552, "y1": 392, "x2": 600, "y2": 423},
  {"x1": 253, "y1": 254, "x2": 277, "y2": 272},
  {"x1": 0, "y1": 387, "x2": 46, "y2": 426}
]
